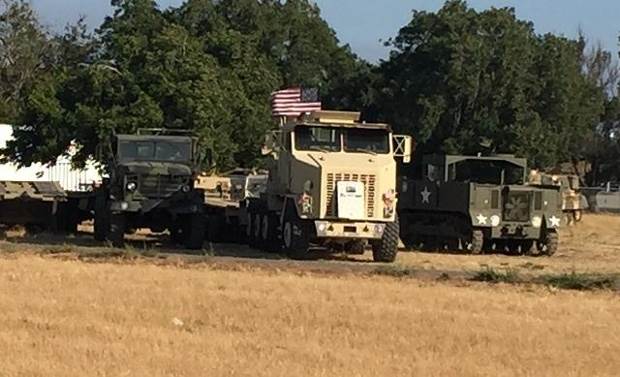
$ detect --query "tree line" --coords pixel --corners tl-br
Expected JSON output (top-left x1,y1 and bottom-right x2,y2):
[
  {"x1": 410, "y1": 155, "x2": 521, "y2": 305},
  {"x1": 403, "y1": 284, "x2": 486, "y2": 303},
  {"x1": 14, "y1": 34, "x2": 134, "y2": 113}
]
[{"x1": 0, "y1": 0, "x2": 618, "y2": 183}]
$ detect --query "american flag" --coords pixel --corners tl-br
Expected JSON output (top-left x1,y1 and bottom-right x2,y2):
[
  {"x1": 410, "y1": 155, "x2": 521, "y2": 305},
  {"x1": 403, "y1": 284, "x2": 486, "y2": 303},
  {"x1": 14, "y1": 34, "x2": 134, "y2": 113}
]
[{"x1": 271, "y1": 87, "x2": 322, "y2": 117}]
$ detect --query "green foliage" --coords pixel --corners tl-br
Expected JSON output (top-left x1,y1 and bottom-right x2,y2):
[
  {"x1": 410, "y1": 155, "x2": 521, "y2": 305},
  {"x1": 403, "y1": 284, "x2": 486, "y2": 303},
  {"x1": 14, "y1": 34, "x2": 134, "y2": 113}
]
[
  {"x1": 376, "y1": 0, "x2": 605, "y2": 168},
  {"x1": 543, "y1": 271, "x2": 618, "y2": 291},
  {"x1": 471, "y1": 267, "x2": 520, "y2": 284},
  {"x1": 3, "y1": 0, "x2": 362, "y2": 170},
  {"x1": 0, "y1": 0, "x2": 55, "y2": 123}
]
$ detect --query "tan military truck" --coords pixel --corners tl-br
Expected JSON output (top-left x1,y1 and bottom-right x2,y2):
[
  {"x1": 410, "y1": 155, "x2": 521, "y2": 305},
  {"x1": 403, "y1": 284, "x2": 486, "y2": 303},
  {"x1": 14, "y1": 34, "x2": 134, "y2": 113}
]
[
  {"x1": 247, "y1": 110, "x2": 412, "y2": 262},
  {"x1": 529, "y1": 171, "x2": 585, "y2": 223},
  {"x1": 196, "y1": 170, "x2": 267, "y2": 242}
]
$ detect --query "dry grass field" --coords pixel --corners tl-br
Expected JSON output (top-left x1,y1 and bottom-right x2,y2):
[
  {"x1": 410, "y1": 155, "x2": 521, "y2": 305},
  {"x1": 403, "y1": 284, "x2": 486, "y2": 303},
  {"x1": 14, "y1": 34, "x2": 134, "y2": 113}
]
[
  {"x1": 1, "y1": 213, "x2": 619, "y2": 376},
  {"x1": 1, "y1": 254, "x2": 619, "y2": 377}
]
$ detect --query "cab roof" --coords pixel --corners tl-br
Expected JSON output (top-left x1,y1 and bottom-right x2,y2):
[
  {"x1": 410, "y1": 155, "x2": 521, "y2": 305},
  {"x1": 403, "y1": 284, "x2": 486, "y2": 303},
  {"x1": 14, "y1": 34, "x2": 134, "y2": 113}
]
[
  {"x1": 116, "y1": 134, "x2": 194, "y2": 143},
  {"x1": 281, "y1": 110, "x2": 392, "y2": 132},
  {"x1": 423, "y1": 154, "x2": 528, "y2": 169}
]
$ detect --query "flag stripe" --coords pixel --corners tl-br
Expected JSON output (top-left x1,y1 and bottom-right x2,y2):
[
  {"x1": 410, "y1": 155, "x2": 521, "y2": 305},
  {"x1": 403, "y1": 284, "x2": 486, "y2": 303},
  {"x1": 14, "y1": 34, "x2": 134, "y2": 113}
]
[{"x1": 271, "y1": 87, "x2": 321, "y2": 117}]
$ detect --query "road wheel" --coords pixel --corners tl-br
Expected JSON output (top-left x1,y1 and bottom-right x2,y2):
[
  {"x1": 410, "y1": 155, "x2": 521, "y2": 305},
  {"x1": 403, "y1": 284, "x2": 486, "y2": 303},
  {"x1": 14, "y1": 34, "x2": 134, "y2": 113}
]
[
  {"x1": 470, "y1": 229, "x2": 484, "y2": 254},
  {"x1": 109, "y1": 213, "x2": 126, "y2": 248},
  {"x1": 184, "y1": 214, "x2": 206, "y2": 250},
  {"x1": 573, "y1": 210, "x2": 583, "y2": 223},
  {"x1": 538, "y1": 230, "x2": 559, "y2": 256},
  {"x1": 371, "y1": 217, "x2": 399, "y2": 262},
  {"x1": 282, "y1": 207, "x2": 311, "y2": 260}
]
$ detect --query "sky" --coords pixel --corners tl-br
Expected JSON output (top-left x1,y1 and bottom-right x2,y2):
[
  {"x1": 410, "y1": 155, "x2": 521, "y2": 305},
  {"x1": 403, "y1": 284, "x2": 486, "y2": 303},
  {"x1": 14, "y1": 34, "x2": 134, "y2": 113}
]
[{"x1": 31, "y1": 0, "x2": 620, "y2": 62}]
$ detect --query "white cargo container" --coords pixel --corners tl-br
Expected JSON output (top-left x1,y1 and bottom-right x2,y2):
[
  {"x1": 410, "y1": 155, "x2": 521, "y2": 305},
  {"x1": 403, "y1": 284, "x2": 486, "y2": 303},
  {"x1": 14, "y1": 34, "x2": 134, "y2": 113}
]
[{"x1": 0, "y1": 124, "x2": 102, "y2": 192}]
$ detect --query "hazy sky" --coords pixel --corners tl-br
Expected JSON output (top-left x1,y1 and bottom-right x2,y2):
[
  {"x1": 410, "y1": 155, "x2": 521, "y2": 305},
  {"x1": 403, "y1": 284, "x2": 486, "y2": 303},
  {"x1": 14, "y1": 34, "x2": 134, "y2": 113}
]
[{"x1": 32, "y1": 0, "x2": 620, "y2": 62}]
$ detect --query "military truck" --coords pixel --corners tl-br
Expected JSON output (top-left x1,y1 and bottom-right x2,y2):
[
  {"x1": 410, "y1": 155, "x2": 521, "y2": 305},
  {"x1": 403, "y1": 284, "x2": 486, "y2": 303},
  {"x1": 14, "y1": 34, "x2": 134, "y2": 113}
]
[
  {"x1": 196, "y1": 170, "x2": 268, "y2": 242},
  {"x1": 398, "y1": 155, "x2": 562, "y2": 255},
  {"x1": 94, "y1": 130, "x2": 206, "y2": 249},
  {"x1": 246, "y1": 110, "x2": 412, "y2": 262},
  {"x1": 528, "y1": 171, "x2": 586, "y2": 223}
]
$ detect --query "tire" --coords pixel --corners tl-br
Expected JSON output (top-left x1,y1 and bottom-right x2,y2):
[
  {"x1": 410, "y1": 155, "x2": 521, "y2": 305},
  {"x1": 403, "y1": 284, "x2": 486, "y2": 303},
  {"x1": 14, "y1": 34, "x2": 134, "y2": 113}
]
[
  {"x1": 281, "y1": 204, "x2": 311, "y2": 260},
  {"x1": 371, "y1": 217, "x2": 399, "y2": 262},
  {"x1": 109, "y1": 213, "x2": 126, "y2": 248},
  {"x1": 170, "y1": 222, "x2": 183, "y2": 244},
  {"x1": 261, "y1": 212, "x2": 281, "y2": 253},
  {"x1": 94, "y1": 195, "x2": 109, "y2": 242},
  {"x1": 573, "y1": 210, "x2": 582, "y2": 223},
  {"x1": 184, "y1": 214, "x2": 206, "y2": 250},
  {"x1": 206, "y1": 216, "x2": 224, "y2": 243},
  {"x1": 538, "y1": 230, "x2": 559, "y2": 256},
  {"x1": 470, "y1": 229, "x2": 484, "y2": 254},
  {"x1": 246, "y1": 206, "x2": 261, "y2": 249}
]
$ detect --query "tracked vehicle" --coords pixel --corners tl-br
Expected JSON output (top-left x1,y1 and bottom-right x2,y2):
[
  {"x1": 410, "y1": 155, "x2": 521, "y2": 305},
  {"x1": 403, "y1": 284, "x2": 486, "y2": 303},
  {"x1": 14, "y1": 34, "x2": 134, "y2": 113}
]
[
  {"x1": 247, "y1": 111, "x2": 412, "y2": 262},
  {"x1": 399, "y1": 154, "x2": 562, "y2": 255},
  {"x1": 94, "y1": 130, "x2": 205, "y2": 249}
]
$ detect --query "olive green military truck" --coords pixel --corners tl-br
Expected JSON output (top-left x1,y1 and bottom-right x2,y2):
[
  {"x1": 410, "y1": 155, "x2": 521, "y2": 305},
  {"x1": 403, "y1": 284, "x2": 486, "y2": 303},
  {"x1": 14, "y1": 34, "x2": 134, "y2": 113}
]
[
  {"x1": 94, "y1": 130, "x2": 205, "y2": 249},
  {"x1": 398, "y1": 154, "x2": 562, "y2": 255},
  {"x1": 247, "y1": 110, "x2": 412, "y2": 262}
]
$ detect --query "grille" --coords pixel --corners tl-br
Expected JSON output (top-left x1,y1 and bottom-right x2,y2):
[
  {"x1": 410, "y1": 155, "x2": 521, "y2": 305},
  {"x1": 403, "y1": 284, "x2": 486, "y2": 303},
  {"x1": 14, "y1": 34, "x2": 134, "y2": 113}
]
[
  {"x1": 138, "y1": 175, "x2": 183, "y2": 198},
  {"x1": 326, "y1": 173, "x2": 376, "y2": 217},
  {"x1": 503, "y1": 191, "x2": 530, "y2": 222}
]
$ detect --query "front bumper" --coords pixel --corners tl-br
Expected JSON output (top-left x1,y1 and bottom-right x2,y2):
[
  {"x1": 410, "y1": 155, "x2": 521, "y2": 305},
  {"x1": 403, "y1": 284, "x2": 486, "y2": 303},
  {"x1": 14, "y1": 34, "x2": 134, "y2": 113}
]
[
  {"x1": 314, "y1": 220, "x2": 386, "y2": 240},
  {"x1": 110, "y1": 197, "x2": 203, "y2": 214}
]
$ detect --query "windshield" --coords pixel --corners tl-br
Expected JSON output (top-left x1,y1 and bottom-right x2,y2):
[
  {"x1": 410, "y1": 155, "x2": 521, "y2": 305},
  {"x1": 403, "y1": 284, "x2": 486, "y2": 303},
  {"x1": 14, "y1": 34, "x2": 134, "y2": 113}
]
[
  {"x1": 295, "y1": 126, "x2": 341, "y2": 152},
  {"x1": 449, "y1": 159, "x2": 524, "y2": 185},
  {"x1": 118, "y1": 140, "x2": 192, "y2": 162},
  {"x1": 344, "y1": 128, "x2": 390, "y2": 154}
]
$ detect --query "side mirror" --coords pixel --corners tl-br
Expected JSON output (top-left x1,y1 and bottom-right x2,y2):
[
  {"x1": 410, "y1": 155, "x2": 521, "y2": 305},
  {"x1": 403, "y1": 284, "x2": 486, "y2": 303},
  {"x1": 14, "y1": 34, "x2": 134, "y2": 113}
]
[
  {"x1": 262, "y1": 130, "x2": 281, "y2": 156},
  {"x1": 393, "y1": 134, "x2": 414, "y2": 163}
]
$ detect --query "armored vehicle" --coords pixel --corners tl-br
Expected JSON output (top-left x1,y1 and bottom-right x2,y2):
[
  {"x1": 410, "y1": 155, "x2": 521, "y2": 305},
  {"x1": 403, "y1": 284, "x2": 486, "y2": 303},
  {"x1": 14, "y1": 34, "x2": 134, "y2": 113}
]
[
  {"x1": 247, "y1": 110, "x2": 412, "y2": 262},
  {"x1": 398, "y1": 154, "x2": 562, "y2": 255},
  {"x1": 94, "y1": 130, "x2": 205, "y2": 249}
]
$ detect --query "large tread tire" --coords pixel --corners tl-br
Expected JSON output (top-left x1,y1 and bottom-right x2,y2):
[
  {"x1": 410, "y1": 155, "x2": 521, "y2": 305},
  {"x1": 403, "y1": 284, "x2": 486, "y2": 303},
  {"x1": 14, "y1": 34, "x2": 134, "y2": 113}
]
[
  {"x1": 282, "y1": 203, "x2": 311, "y2": 260},
  {"x1": 206, "y1": 216, "x2": 224, "y2": 243},
  {"x1": 109, "y1": 213, "x2": 126, "y2": 248},
  {"x1": 573, "y1": 210, "x2": 583, "y2": 223},
  {"x1": 261, "y1": 212, "x2": 281, "y2": 253},
  {"x1": 184, "y1": 214, "x2": 206, "y2": 250},
  {"x1": 94, "y1": 199, "x2": 110, "y2": 242},
  {"x1": 470, "y1": 229, "x2": 484, "y2": 254},
  {"x1": 372, "y1": 217, "x2": 399, "y2": 263}
]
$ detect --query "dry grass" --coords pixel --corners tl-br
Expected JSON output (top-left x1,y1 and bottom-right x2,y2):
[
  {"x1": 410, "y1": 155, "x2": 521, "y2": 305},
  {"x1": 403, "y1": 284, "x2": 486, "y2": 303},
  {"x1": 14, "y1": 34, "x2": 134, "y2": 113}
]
[
  {"x1": 394, "y1": 213, "x2": 620, "y2": 276},
  {"x1": 1, "y1": 255, "x2": 619, "y2": 377}
]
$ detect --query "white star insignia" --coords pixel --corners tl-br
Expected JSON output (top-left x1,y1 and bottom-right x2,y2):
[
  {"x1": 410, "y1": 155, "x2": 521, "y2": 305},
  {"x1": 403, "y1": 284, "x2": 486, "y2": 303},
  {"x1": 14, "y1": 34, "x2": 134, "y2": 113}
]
[
  {"x1": 420, "y1": 187, "x2": 431, "y2": 204},
  {"x1": 476, "y1": 214, "x2": 488, "y2": 225},
  {"x1": 549, "y1": 216, "x2": 561, "y2": 228}
]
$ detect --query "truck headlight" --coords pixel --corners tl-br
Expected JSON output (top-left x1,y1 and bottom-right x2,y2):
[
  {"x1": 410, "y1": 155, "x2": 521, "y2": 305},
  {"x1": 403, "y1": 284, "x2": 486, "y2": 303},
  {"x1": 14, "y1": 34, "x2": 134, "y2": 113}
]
[
  {"x1": 126, "y1": 182, "x2": 137, "y2": 191},
  {"x1": 182, "y1": 184, "x2": 191, "y2": 193},
  {"x1": 532, "y1": 216, "x2": 542, "y2": 228},
  {"x1": 298, "y1": 192, "x2": 313, "y2": 214},
  {"x1": 490, "y1": 215, "x2": 500, "y2": 227},
  {"x1": 383, "y1": 190, "x2": 396, "y2": 218}
]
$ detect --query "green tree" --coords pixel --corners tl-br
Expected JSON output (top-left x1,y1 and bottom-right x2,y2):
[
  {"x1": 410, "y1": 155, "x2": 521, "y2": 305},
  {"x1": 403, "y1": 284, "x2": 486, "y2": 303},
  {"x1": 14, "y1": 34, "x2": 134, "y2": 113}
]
[
  {"x1": 377, "y1": 0, "x2": 605, "y2": 168},
  {"x1": 0, "y1": 0, "x2": 54, "y2": 122}
]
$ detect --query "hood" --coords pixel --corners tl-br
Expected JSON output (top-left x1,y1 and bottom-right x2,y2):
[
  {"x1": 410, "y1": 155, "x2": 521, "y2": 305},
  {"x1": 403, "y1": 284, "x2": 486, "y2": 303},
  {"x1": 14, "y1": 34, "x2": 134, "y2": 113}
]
[{"x1": 120, "y1": 161, "x2": 192, "y2": 176}]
